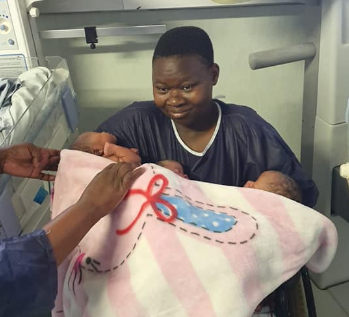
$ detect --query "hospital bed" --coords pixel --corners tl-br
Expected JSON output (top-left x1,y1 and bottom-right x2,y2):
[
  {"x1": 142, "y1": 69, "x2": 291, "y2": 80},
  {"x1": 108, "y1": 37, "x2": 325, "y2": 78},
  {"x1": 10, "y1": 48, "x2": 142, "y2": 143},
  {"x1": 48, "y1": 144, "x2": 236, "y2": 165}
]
[{"x1": 0, "y1": 56, "x2": 78, "y2": 238}]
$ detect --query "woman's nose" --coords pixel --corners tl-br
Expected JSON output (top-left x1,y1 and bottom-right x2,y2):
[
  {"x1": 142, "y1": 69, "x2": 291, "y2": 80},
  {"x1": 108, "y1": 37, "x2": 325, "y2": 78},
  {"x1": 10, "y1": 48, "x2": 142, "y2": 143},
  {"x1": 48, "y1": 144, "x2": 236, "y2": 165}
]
[{"x1": 168, "y1": 90, "x2": 184, "y2": 107}]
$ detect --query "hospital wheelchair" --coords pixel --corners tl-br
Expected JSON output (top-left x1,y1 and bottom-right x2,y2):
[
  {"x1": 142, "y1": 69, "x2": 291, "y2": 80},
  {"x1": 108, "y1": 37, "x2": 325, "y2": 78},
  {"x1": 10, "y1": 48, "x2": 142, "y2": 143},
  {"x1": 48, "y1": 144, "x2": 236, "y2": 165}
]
[{"x1": 273, "y1": 267, "x2": 317, "y2": 317}]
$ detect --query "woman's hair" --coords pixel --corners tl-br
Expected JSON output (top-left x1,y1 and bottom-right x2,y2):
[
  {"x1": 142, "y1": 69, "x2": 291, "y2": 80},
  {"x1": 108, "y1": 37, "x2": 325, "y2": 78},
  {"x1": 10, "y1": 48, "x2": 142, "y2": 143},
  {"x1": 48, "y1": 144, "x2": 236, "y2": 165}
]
[{"x1": 153, "y1": 26, "x2": 214, "y2": 67}]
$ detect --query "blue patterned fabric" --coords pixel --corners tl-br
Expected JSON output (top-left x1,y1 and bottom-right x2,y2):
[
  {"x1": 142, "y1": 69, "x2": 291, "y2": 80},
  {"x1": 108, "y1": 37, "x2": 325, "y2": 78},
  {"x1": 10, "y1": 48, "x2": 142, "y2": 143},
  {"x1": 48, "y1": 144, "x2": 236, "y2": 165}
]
[{"x1": 156, "y1": 195, "x2": 237, "y2": 232}]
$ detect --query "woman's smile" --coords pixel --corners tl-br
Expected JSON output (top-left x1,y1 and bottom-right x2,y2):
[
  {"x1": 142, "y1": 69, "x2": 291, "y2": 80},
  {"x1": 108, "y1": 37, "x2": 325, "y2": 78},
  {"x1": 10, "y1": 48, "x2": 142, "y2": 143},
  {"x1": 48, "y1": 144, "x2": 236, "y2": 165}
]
[{"x1": 168, "y1": 106, "x2": 192, "y2": 118}]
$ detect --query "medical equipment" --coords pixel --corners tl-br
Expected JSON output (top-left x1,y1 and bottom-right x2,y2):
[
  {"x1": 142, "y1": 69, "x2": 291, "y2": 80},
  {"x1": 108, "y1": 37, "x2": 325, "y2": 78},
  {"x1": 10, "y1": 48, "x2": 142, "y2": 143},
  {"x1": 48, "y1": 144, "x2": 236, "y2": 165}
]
[
  {"x1": 0, "y1": 56, "x2": 78, "y2": 237},
  {"x1": 0, "y1": 0, "x2": 76, "y2": 238},
  {"x1": 247, "y1": 0, "x2": 349, "y2": 301},
  {"x1": 36, "y1": 0, "x2": 316, "y2": 12}
]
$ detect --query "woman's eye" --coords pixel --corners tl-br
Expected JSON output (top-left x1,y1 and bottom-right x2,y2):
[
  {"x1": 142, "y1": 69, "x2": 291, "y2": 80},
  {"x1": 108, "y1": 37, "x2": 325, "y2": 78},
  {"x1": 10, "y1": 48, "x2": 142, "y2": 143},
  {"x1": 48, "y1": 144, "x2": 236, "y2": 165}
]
[
  {"x1": 182, "y1": 85, "x2": 192, "y2": 91},
  {"x1": 157, "y1": 87, "x2": 168, "y2": 93}
]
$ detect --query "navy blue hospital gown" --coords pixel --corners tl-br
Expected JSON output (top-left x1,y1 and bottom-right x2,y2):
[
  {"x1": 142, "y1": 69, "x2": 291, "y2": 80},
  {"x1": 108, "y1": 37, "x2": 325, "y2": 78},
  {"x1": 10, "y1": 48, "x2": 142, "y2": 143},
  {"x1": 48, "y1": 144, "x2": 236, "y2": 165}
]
[
  {"x1": 0, "y1": 230, "x2": 57, "y2": 317},
  {"x1": 97, "y1": 100, "x2": 318, "y2": 207}
]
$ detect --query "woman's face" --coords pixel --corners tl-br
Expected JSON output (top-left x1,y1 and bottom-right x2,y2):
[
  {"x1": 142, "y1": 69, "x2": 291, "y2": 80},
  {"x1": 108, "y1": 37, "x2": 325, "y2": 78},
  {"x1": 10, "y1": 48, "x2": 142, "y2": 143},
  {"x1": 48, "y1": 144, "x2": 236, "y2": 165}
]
[{"x1": 152, "y1": 55, "x2": 219, "y2": 127}]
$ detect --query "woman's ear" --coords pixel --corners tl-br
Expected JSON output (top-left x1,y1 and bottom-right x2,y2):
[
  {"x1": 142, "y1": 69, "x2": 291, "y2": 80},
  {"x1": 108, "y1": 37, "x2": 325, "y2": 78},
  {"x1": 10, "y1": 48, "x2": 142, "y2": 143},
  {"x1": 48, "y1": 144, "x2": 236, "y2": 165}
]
[{"x1": 211, "y1": 63, "x2": 220, "y2": 85}]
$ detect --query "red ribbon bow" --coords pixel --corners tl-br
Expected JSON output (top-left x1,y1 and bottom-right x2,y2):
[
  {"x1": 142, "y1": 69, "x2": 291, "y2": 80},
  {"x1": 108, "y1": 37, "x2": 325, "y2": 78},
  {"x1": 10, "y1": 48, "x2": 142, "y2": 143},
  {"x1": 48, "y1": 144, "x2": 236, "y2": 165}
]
[{"x1": 116, "y1": 174, "x2": 178, "y2": 235}]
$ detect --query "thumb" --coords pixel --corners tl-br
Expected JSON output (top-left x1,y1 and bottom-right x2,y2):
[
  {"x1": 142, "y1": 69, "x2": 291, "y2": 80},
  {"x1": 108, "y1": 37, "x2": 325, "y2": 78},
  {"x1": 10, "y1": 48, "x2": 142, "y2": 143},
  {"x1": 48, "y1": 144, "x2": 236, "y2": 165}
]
[
  {"x1": 29, "y1": 144, "x2": 42, "y2": 166},
  {"x1": 103, "y1": 142, "x2": 114, "y2": 156},
  {"x1": 123, "y1": 167, "x2": 146, "y2": 190}
]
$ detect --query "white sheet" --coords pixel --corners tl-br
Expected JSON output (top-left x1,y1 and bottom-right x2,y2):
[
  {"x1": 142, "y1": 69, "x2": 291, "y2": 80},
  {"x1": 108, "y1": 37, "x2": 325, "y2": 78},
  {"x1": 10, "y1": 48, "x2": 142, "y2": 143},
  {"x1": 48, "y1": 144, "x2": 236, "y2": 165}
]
[{"x1": 0, "y1": 67, "x2": 69, "y2": 147}]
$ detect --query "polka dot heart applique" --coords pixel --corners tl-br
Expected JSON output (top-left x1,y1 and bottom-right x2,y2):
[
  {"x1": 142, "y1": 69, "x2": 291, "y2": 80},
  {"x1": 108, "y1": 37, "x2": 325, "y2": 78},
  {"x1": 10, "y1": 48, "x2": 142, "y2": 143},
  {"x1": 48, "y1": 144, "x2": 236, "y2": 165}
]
[{"x1": 157, "y1": 195, "x2": 237, "y2": 233}]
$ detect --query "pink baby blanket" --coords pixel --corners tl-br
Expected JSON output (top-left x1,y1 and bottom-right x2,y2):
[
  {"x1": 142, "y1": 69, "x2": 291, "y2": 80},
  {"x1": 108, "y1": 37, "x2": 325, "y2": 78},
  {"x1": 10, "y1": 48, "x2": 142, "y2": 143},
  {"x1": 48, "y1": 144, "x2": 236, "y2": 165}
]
[{"x1": 52, "y1": 150, "x2": 337, "y2": 317}]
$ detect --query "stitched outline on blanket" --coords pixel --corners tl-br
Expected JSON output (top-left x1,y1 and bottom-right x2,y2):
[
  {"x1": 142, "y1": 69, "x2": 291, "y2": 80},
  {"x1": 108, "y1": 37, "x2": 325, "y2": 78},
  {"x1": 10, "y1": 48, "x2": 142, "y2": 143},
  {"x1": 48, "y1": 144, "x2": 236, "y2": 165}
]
[
  {"x1": 70, "y1": 165, "x2": 259, "y2": 281},
  {"x1": 73, "y1": 220, "x2": 147, "y2": 277},
  {"x1": 117, "y1": 167, "x2": 256, "y2": 236},
  {"x1": 76, "y1": 207, "x2": 258, "y2": 278},
  {"x1": 149, "y1": 165, "x2": 258, "y2": 242},
  {"x1": 150, "y1": 212, "x2": 258, "y2": 244}
]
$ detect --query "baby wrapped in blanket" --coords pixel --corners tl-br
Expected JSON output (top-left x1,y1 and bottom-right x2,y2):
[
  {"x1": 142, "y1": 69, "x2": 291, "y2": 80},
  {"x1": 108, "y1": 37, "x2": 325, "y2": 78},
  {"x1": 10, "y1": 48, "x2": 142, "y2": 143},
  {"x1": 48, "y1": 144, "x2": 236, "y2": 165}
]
[{"x1": 52, "y1": 150, "x2": 337, "y2": 317}]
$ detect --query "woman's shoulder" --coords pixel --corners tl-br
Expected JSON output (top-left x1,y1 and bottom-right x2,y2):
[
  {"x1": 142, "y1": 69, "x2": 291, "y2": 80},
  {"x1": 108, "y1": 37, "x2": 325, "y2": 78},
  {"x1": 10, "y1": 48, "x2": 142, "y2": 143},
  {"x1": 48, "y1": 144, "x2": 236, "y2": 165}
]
[
  {"x1": 217, "y1": 100, "x2": 283, "y2": 145},
  {"x1": 217, "y1": 100, "x2": 266, "y2": 127},
  {"x1": 101, "y1": 101, "x2": 165, "y2": 126},
  {"x1": 96, "y1": 101, "x2": 166, "y2": 134},
  {"x1": 117, "y1": 101, "x2": 161, "y2": 116}
]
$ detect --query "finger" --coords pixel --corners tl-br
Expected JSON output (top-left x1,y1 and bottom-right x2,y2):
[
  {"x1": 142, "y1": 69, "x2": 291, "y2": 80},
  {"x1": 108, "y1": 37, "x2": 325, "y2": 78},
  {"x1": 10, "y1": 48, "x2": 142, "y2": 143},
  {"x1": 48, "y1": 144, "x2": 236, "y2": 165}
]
[
  {"x1": 47, "y1": 148, "x2": 61, "y2": 157},
  {"x1": 112, "y1": 162, "x2": 135, "y2": 180},
  {"x1": 98, "y1": 163, "x2": 117, "y2": 174},
  {"x1": 39, "y1": 148, "x2": 50, "y2": 167},
  {"x1": 107, "y1": 163, "x2": 136, "y2": 190},
  {"x1": 31, "y1": 149, "x2": 50, "y2": 178},
  {"x1": 47, "y1": 174, "x2": 56, "y2": 181},
  {"x1": 46, "y1": 156, "x2": 61, "y2": 171},
  {"x1": 39, "y1": 173, "x2": 56, "y2": 181},
  {"x1": 84, "y1": 164, "x2": 116, "y2": 189},
  {"x1": 99, "y1": 163, "x2": 119, "y2": 176},
  {"x1": 104, "y1": 142, "x2": 116, "y2": 157},
  {"x1": 29, "y1": 144, "x2": 42, "y2": 166},
  {"x1": 130, "y1": 167, "x2": 146, "y2": 181},
  {"x1": 38, "y1": 148, "x2": 60, "y2": 169},
  {"x1": 122, "y1": 166, "x2": 146, "y2": 190}
]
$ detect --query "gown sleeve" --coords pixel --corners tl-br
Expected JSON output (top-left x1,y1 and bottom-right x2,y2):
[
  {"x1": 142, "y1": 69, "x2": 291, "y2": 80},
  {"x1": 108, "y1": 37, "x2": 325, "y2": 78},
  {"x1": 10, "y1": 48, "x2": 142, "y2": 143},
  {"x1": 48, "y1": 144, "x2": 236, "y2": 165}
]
[
  {"x1": 0, "y1": 229, "x2": 58, "y2": 317},
  {"x1": 96, "y1": 102, "x2": 144, "y2": 149}
]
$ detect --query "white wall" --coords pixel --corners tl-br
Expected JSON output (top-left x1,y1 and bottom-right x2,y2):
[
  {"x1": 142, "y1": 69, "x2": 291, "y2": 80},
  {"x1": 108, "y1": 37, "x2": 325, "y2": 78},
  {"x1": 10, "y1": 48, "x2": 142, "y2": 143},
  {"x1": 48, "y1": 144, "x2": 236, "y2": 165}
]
[{"x1": 36, "y1": 5, "x2": 321, "y2": 158}]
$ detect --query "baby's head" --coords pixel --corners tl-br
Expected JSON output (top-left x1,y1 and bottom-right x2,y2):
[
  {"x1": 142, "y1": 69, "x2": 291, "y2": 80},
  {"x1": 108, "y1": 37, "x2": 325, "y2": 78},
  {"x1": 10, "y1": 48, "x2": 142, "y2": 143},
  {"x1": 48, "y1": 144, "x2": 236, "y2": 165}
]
[
  {"x1": 71, "y1": 132, "x2": 116, "y2": 156},
  {"x1": 244, "y1": 171, "x2": 302, "y2": 203},
  {"x1": 157, "y1": 160, "x2": 188, "y2": 179},
  {"x1": 71, "y1": 132, "x2": 141, "y2": 164}
]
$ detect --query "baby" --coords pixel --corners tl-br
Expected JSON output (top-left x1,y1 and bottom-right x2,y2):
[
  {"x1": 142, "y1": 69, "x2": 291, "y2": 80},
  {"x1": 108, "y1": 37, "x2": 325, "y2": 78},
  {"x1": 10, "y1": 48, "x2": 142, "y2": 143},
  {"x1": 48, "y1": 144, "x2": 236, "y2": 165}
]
[
  {"x1": 72, "y1": 135, "x2": 185, "y2": 176},
  {"x1": 158, "y1": 160, "x2": 302, "y2": 203},
  {"x1": 71, "y1": 132, "x2": 141, "y2": 164},
  {"x1": 72, "y1": 136, "x2": 301, "y2": 203},
  {"x1": 244, "y1": 170, "x2": 302, "y2": 203},
  {"x1": 244, "y1": 170, "x2": 302, "y2": 314},
  {"x1": 157, "y1": 160, "x2": 188, "y2": 179}
]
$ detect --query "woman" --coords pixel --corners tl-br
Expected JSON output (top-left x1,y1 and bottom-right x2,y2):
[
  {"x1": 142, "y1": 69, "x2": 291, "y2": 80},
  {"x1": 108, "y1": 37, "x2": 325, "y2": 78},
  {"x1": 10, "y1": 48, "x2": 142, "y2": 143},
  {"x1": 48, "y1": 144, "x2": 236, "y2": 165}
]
[{"x1": 97, "y1": 26, "x2": 318, "y2": 207}]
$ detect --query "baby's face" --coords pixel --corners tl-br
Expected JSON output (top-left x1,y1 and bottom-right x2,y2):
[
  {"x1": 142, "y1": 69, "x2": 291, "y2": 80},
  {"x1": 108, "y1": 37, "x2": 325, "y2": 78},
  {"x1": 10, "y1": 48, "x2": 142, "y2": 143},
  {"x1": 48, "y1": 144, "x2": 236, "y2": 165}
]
[{"x1": 160, "y1": 160, "x2": 188, "y2": 178}]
